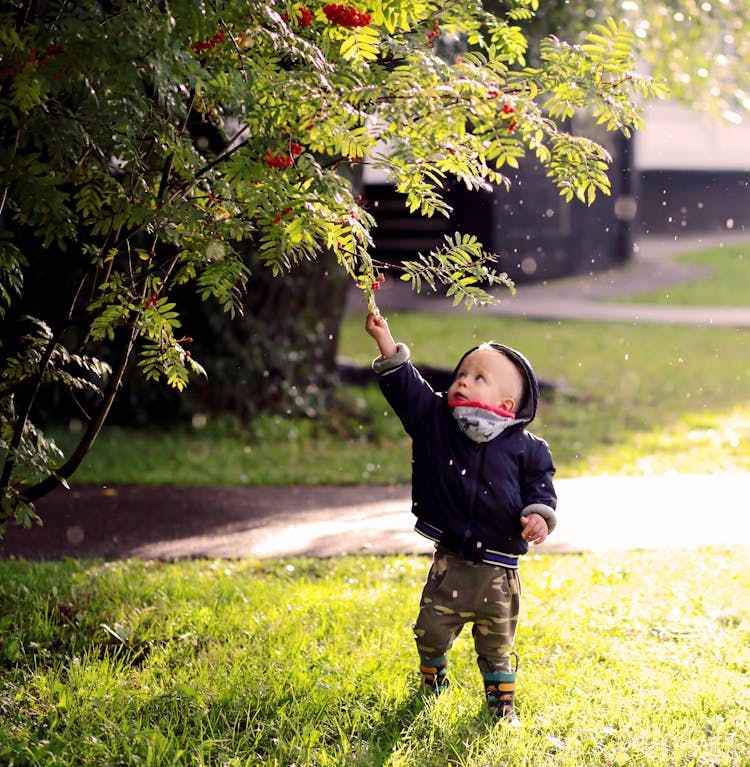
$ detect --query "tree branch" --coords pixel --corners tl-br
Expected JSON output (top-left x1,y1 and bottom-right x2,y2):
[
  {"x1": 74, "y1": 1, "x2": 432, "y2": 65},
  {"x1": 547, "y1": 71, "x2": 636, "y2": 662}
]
[
  {"x1": 18, "y1": 318, "x2": 140, "y2": 504},
  {"x1": 0, "y1": 332, "x2": 59, "y2": 493}
]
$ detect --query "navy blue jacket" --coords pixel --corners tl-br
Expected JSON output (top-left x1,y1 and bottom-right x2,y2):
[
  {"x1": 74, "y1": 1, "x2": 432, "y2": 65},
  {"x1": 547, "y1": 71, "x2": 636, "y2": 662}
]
[{"x1": 376, "y1": 343, "x2": 556, "y2": 566}]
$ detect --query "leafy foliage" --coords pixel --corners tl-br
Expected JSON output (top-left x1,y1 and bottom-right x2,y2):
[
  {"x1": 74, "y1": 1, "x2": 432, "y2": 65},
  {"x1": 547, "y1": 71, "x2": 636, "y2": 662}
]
[
  {"x1": 0, "y1": 0, "x2": 665, "y2": 523},
  {"x1": 398, "y1": 232, "x2": 515, "y2": 307},
  {"x1": 618, "y1": 0, "x2": 750, "y2": 121}
]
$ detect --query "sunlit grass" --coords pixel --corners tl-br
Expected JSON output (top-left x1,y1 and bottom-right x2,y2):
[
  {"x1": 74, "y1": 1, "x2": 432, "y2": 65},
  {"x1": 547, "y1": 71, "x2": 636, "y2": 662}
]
[
  {"x1": 578, "y1": 406, "x2": 750, "y2": 475},
  {"x1": 1, "y1": 550, "x2": 749, "y2": 766}
]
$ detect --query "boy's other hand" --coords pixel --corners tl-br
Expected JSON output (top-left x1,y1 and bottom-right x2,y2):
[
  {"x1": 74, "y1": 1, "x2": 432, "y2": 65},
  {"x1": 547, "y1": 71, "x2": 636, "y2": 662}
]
[{"x1": 520, "y1": 513, "x2": 548, "y2": 545}]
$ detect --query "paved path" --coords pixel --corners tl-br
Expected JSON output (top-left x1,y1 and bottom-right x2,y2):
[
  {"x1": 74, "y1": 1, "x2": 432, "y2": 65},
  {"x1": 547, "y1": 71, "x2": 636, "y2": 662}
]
[
  {"x1": 128, "y1": 474, "x2": 750, "y2": 558},
  {"x1": 2, "y1": 474, "x2": 750, "y2": 561},
  {"x1": 3, "y1": 230, "x2": 750, "y2": 562}
]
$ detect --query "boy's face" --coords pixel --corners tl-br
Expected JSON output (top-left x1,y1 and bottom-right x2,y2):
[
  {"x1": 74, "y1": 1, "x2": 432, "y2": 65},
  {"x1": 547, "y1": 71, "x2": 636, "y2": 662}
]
[{"x1": 447, "y1": 348, "x2": 524, "y2": 413}]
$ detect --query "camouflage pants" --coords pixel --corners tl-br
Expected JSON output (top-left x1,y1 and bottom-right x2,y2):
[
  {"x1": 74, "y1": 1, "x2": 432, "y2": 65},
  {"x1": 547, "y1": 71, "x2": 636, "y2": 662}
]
[{"x1": 413, "y1": 545, "x2": 521, "y2": 674}]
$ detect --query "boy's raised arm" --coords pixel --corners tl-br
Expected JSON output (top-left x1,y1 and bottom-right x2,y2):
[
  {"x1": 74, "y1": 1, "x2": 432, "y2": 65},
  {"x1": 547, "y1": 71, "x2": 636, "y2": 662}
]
[{"x1": 365, "y1": 311, "x2": 399, "y2": 360}]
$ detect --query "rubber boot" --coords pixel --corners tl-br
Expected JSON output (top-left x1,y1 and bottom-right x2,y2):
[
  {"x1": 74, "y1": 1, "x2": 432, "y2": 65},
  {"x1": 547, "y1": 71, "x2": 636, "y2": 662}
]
[
  {"x1": 483, "y1": 670, "x2": 517, "y2": 720},
  {"x1": 420, "y1": 655, "x2": 449, "y2": 695},
  {"x1": 482, "y1": 651, "x2": 519, "y2": 723}
]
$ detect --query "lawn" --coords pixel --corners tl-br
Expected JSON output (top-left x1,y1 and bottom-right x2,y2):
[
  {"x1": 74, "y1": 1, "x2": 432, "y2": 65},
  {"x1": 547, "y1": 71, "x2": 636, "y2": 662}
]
[
  {"x1": 1, "y1": 549, "x2": 749, "y2": 766},
  {"x1": 613, "y1": 243, "x2": 750, "y2": 306},
  {"x1": 58, "y1": 316, "x2": 750, "y2": 485}
]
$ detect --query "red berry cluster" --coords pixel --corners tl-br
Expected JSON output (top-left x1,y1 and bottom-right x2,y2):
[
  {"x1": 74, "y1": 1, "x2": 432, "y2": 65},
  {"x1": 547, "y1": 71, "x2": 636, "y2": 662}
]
[
  {"x1": 371, "y1": 273, "x2": 386, "y2": 290},
  {"x1": 264, "y1": 143, "x2": 303, "y2": 169},
  {"x1": 183, "y1": 336, "x2": 194, "y2": 358},
  {"x1": 322, "y1": 4, "x2": 372, "y2": 27},
  {"x1": 273, "y1": 207, "x2": 294, "y2": 224},
  {"x1": 264, "y1": 152, "x2": 294, "y2": 169},
  {"x1": 427, "y1": 20, "x2": 440, "y2": 47},
  {"x1": 502, "y1": 103, "x2": 517, "y2": 133},
  {"x1": 193, "y1": 28, "x2": 225, "y2": 53},
  {"x1": 487, "y1": 83, "x2": 500, "y2": 98},
  {"x1": 145, "y1": 292, "x2": 160, "y2": 308},
  {"x1": 0, "y1": 42, "x2": 65, "y2": 80},
  {"x1": 281, "y1": 7, "x2": 313, "y2": 27}
]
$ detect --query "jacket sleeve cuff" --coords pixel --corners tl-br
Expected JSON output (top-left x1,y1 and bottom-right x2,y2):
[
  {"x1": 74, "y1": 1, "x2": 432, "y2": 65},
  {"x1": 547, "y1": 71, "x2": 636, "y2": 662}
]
[
  {"x1": 372, "y1": 343, "x2": 411, "y2": 376},
  {"x1": 522, "y1": 503, "x2": 557, "y2": 534}
]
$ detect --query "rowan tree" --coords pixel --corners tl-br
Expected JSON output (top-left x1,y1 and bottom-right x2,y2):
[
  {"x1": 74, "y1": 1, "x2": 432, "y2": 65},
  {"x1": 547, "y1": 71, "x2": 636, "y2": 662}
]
[{"x1": 0, "y1": 0, "x2": 665, "y2": 528}]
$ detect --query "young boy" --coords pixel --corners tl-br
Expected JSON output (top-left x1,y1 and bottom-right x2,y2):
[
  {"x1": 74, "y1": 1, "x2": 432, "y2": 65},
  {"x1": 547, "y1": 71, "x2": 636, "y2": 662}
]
[{"x1": 365, "y1": 311, "x2": 557, "y2": 722}]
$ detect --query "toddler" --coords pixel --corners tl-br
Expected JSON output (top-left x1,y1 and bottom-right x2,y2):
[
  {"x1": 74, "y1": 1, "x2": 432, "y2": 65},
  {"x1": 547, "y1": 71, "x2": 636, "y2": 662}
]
[{"x1": 366, "y1": 311, "x2": 557, "y2": 722}]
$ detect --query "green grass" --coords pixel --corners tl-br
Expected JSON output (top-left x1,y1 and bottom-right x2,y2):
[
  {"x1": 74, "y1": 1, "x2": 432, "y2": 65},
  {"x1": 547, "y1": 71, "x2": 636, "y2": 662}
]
[
  {"x1": 49, "y1": 242, "x2": 750, "y2": 485},
  {"x1": 52, "y1": 387, "x2": 409, "y2": 487},
  {"x1": 341, "y1": 314, "x2": 750, "y2": 477},
  {"x1": 59, "y1": 316, "x2": 750, "y2": 484},
  {"x1": 2, "y1": 549, "x2": 749, "y2": 766}
]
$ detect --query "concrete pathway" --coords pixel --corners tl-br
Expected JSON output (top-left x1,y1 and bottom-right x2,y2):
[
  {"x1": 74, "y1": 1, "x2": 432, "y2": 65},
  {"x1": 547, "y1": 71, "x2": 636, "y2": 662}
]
[
  {"x1": 4, "y1": 474, "x2": 748, "y2": 561},
  {"x1": 127, "y1": 474, "x2": 750, "y2": 558},
  {"x1": 145, "y1": 474, "x2": 750, "y2": 559}
]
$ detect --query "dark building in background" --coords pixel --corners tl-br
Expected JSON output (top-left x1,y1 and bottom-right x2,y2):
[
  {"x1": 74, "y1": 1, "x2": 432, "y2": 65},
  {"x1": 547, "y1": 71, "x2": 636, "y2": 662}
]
[
  {"x1": 634, "y1": 102, "x2": 750, "y2": 236},
  {"x1": 637, "y1": 170, "x2": 750, "y2": 235}
]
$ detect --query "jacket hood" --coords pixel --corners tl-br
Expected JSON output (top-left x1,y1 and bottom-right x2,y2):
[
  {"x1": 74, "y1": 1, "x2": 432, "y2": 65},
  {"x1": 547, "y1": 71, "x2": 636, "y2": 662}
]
[{"x1": 451, "y1": 342, "x2": 540, "y2": 423}]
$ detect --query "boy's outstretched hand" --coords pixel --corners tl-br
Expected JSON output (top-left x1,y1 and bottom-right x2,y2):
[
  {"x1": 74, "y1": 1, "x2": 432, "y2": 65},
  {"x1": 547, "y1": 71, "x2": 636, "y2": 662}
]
[
  {"x1": 520, "y1": 513, "x2": 549, "y2": 545},
  {"x1": 366, "y1": 311, "x2": 398, "y2": 359}
]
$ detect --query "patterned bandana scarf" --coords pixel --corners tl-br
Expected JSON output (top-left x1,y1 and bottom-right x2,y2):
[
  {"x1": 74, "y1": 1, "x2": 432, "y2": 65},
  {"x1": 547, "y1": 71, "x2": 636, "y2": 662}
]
[{"x1": 448, "y1": 400, "x2": 522, "y2": 443}]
